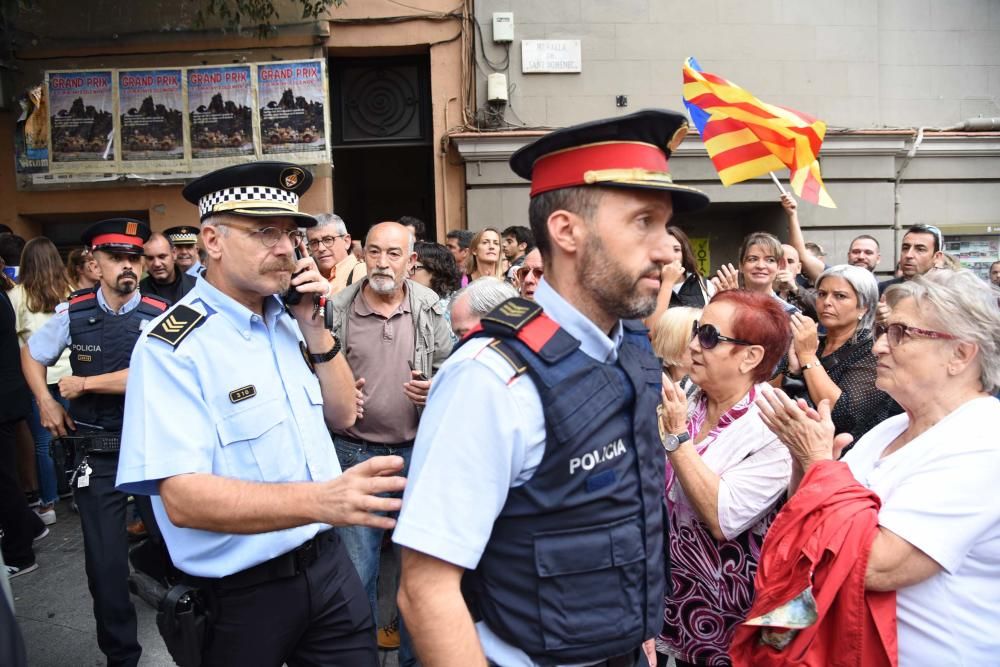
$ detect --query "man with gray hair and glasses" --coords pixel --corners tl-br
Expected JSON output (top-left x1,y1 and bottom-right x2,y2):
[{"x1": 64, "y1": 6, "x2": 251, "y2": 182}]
[
  {"x1": 449, "y1": 277, "x2": 519, "y2": 339},
  {"x1": 307, "y1": 213, "x2": 366, "y2": 296}
]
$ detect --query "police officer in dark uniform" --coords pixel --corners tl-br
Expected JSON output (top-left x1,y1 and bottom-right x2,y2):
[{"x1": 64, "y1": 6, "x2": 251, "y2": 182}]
[
  {"x1": 138, "y1": 232, "x2": 197, "y2": 305},
  {"x1": 23, "y1": 218, "x2": 168, "y2": 667},
  {"x1": 394, "y1": 110, "x2": 711, "y2": 666}
]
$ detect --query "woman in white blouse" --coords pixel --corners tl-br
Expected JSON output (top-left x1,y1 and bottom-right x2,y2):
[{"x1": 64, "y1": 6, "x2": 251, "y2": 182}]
[
  {"x1": 656, "y1": 289, "x2": 793, "y2": 667},
  {"x1": 757, "y1": 269, "x2": 1000, "y2": 666}
]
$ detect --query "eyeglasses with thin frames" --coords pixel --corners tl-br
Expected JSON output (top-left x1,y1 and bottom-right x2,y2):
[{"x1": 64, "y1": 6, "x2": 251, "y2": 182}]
[
  {"x1": 306, "y1": 234, "x2": 346, "y2": 252},
  {"x1": 691, "y1": 321, "x2": 755, "y2": 349},
  {"x1": 218, "y1": 222, "x2": 305, "y2": 249},
  {"x1": 874, "y1": 322, "x2": 957, "y2": 347}
]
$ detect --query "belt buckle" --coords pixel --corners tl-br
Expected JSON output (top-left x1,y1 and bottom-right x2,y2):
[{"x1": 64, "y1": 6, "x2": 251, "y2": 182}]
[{"x1": 292, "y1": 538, "x2": 317, "y2": 571}]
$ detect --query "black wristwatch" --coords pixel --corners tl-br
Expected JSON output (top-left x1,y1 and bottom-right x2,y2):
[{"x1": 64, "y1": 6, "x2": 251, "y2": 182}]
[
  {"x1": 308, "y1": 336, "x2": 341, "y2": 365},
  {"x1": 662, "y1": 431, "x2": 690, "y2": 453}
]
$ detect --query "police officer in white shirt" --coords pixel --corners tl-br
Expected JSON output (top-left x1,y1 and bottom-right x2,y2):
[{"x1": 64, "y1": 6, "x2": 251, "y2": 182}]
[{"x1": 394, "y1": 110, "x2": 710, "y2": 667}]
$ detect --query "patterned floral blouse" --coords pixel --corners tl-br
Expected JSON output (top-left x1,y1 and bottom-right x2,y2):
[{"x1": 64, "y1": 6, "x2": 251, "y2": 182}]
[{"x1": 658, "y1": 385, "x2": 791, "y2": 666}]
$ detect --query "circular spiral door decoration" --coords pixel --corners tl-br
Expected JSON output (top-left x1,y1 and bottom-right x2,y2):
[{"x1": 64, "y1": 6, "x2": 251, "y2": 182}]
[{"x1": 346, "y1": 67, "x2": 418, "y2": 138}]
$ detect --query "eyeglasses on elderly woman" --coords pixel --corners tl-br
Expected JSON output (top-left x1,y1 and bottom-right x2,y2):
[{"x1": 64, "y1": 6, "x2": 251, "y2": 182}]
[
  {"x1": 691, "y1": 321, "x2": 755, "y2": 349},
  {"x1": 873, "y1": 322, "x2": 957, "y2": 347}
]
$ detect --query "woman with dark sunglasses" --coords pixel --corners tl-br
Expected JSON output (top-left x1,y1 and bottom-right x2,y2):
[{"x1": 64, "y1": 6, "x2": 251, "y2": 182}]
[
  {"x1": 655, "y1": 290, "x2": 793, "y2": 667},
  {"x1": 749, "y1": 270, "x2": 1000, "y2": 666}
]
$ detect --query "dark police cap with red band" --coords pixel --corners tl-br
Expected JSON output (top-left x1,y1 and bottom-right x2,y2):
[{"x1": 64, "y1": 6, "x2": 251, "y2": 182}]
[
  {"x1": 81, "y1": 218, "x2": 151, "y2": 255},
  {"x1": 509, "y1": 108, "x2": 710, "y2": 213}
]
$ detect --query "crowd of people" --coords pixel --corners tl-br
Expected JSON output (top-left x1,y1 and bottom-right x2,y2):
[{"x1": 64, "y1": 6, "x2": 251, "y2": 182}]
[{"x1": 0, "y1": 107, "x2": 998, "y2": 667}]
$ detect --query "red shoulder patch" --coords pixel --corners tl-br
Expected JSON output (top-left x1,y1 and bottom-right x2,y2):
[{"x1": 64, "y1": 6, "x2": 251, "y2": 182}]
[
  {"x1": 463, "y1": 324, "x2": 484, "y2": 340},
  {"x1": 69, "y1": 292, "x2": 96, "y2": 305},
  {"x1": 141, "y1": 296, "x2": 168, "y2": 311},
  {"x1": 516, "y1": 313, "x2": 560, "y2": 353}
]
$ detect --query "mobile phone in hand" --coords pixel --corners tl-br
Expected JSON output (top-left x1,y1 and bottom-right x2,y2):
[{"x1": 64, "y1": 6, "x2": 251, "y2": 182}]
[
  {"x1": 283, "y1": 244, "x2": 306, "y2": 305},
  {"x1": 407, "y1": 360, "x2": 428, "y2": 381}
]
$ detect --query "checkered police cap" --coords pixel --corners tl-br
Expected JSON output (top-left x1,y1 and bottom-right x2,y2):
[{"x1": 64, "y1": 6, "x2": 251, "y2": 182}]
[
  {"x1": 182, "y1": 162, "x2": 318, "y2": 227},
  {"x1": 198, "y1": 186, "x2": 299, "y2": 218}
]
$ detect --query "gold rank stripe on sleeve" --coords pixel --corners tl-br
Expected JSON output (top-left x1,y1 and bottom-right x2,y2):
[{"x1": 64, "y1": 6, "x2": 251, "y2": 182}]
[{"x1": 147, "y1": 305, "x2": 206, "y2": 348}]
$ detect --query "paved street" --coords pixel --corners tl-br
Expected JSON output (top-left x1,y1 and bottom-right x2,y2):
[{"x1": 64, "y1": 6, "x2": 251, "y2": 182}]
[{"x1": 10, "y1": 499, "x2": 401, "y2": 666}]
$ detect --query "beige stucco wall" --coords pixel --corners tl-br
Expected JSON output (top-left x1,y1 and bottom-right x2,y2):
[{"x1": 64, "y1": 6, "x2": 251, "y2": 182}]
[{"x1": 2, "y1": 0, "x2": 468, "y2": 240}]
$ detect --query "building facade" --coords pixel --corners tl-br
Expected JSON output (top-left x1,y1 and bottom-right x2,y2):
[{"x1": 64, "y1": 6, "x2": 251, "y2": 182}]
[
  {"x1": 457, "y1": 0, "x2": 1000, "y2": 277},
  {"x1": 2, "y1": 0, "x2": 999, "y2": 277},
  {"x1": 1, "y1": 0, "x2": 470, "y2": 243}
]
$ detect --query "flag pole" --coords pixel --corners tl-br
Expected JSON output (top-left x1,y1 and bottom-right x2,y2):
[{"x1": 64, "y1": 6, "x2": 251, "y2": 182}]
[{"x1": 768, "y1": 172, "x2": 788, "y2": 196}]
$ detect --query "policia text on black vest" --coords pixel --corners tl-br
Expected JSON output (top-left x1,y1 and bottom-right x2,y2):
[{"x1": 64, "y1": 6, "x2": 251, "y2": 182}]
[
  {"x1": 461, "y1": 298, "x2": 668, "y2": 664},
  {"x1": 67, "y1": 287, "x2": 167, "y2": 431}
]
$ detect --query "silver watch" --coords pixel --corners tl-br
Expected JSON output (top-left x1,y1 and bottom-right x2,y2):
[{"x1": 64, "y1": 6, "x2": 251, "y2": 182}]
[{"x1": 662, "y1": 431, "x2": 690, "y2": 453}]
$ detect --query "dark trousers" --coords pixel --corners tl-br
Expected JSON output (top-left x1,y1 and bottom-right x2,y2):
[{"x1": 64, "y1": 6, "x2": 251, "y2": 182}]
[
  {"x1": 75, "y1": 452, "x2": 142, "y2": 667},
  {"x1": 0, "y1": 419, "x2": 43, "y2": 568},
  {"x1": 201, "y1": 530, "x2": 377, "y2": 666}
]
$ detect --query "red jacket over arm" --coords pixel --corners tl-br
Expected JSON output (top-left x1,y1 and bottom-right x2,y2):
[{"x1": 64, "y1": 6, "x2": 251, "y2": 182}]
[{"x1": 730, "y1": 460, "x2": 897, "y2": 667}]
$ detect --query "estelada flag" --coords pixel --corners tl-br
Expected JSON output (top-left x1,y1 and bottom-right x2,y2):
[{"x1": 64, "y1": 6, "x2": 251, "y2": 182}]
[{"x1": 682, "y1": 57, "x2": 836, "y2": 208}]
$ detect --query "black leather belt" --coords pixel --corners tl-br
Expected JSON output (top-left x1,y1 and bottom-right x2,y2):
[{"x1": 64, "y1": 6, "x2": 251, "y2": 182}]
[
  {"x1": 63, "y1": 431, "x2": 122, "y2": 454},
  {"x1": 337, "y1": 434, "x2": 414, "y2": 449},
  {"x1": 194, "y1": 531, "x2": 332, "y2": 591}
]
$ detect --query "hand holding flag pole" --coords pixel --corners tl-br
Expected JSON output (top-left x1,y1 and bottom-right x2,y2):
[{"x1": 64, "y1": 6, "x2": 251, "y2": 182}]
[{"x1": 682, "y1": 57, "x2": 836, "y2": 208}]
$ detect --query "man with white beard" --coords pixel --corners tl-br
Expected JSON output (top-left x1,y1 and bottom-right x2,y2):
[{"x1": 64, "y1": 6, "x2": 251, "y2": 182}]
[{"x1": 324, "y1": 221, "x2": 453, "y2": 660}]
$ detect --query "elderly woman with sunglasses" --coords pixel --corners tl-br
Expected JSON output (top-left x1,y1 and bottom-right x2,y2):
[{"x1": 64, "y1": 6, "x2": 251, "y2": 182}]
[
  {"x1": 754, "y1": 270, "x2": 1000, "y2": 666},
  {"x1": 785, "y1": 264, "x2": 902, "y2": 448},
  {"x1": 655, "y1": 290, "x2": 793, "y2": 667}
]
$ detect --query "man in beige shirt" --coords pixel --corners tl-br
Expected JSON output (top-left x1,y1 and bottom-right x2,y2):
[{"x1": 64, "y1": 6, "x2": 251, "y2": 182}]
[
  {"x1": 326, "y1": 221, "x2": 453, "y2": 659},
  {"x1": 307, "y1": 213, "x2": 366, "y2": 295}
]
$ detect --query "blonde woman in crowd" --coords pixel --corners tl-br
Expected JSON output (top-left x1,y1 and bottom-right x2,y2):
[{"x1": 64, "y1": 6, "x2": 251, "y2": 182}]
[
  {"x1": 651, "y1": 305, "x2": 701, "y2": 401},
  {"x1": 464, "y1": 227, "x2": 504, "y2": 284}
]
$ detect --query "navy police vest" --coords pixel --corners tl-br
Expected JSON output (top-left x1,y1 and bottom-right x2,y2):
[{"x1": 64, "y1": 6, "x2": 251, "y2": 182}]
[
  {"x1": 461, "y1": 298, "x2": 667, "y2": 664},
  {"x1": 67, "y1": 286, "x2": 167, "y2": 432}
]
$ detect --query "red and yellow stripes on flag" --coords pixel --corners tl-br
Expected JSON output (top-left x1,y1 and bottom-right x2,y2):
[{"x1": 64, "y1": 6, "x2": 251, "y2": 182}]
[
  {"x1": 682, "y1": 58, "x2": 836, "y2": 208},
  {"x1": 790, "y1": 160, "x2": 836, "y2": 208}
]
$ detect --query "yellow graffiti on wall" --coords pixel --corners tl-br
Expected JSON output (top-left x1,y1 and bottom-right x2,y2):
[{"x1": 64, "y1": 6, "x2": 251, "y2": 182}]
[{"x1": 690, "y1": 237, "x2": 711, "y2": 277}]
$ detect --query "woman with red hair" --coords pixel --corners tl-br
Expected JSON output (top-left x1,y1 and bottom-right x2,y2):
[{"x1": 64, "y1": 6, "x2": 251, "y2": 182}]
[{"x1": 655, "y1": 290, "x2": 793, "y2": 666}]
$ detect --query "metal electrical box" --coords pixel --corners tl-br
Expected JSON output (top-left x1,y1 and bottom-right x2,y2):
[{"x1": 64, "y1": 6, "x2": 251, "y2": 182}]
[{"x1": 492, "y1": 12, "x2": 514, "y2": 43}]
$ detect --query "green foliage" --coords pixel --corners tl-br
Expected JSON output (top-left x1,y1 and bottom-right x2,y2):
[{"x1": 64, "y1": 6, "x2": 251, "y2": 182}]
[{"x1": 195, "y1": 0, "x2": 344, "y2": 38}]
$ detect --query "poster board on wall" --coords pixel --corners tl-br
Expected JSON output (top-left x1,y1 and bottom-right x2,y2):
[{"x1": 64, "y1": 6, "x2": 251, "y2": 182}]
[
  {"x1": 25, "y1": 59, "x2": 331, "y2": 189},
  {"x1": 46, "y1": 70, "x2": 117, "y2": 173},
  {"x1": 118, "y1": 68, "x2": 187, "y2": 172},
  {"x1": 187, "y1": 64, "x2": 257, "y2": 169},
  {"x1": 256, "y1": 60, "x2": 330, "y2": 163}
]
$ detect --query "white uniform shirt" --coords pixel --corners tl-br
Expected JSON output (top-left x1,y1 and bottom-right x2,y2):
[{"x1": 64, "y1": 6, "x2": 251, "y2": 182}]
[{"x1": 843, "y1": 396, "x2": 1000, "y2": 667}]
